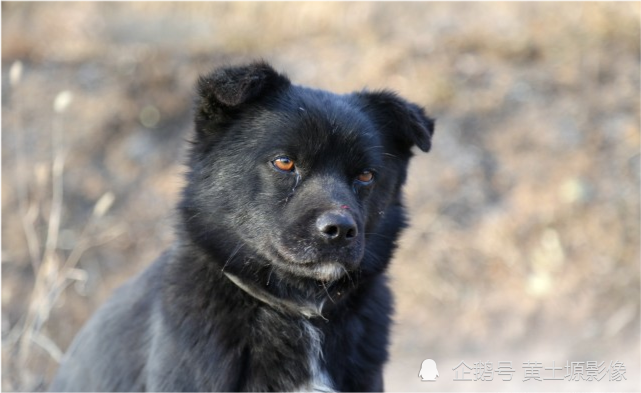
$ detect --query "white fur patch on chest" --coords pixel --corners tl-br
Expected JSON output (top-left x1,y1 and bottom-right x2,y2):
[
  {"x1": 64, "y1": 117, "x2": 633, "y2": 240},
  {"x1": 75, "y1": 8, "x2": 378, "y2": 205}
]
[{"x1": 295, "y1": 320, "x2": 335, "y2": 392}]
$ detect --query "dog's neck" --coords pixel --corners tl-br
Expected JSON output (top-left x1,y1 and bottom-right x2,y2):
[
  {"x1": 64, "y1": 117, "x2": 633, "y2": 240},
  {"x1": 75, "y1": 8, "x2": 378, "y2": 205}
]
[{"x1": 223, "y1": 272, "x2": 327, "y2": 319}]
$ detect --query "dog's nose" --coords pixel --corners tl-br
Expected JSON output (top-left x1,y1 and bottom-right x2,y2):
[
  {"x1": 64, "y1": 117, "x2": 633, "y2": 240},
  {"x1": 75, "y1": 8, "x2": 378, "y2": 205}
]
[{"x1": 316, "y1": 211, "x2": 358, "y2": 243}]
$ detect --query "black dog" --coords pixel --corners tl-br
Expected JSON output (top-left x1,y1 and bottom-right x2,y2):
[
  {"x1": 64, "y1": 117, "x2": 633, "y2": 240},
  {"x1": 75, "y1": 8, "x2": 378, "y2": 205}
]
[{"x1": 50, "y1": 62, "x2": 434, "y2": 392}]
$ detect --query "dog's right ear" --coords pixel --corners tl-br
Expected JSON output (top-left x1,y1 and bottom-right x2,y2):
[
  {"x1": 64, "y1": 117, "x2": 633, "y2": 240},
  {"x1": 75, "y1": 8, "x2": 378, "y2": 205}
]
[
  {"x1": 356, "y1": 90, "x2": 435, "y2": 154},
  {"x1": 195, "y1": 62, "x2": 291, "y2": 126}
]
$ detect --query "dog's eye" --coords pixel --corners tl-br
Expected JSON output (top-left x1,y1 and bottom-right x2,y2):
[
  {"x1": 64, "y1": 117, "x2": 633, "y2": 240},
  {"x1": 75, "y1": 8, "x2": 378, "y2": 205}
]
[
  {"x1": 273, "y1": 157, "x2": 295, "y2": 172},
  {"x1": 356, "y1": 170, "x2": 374, "y2": 184}
]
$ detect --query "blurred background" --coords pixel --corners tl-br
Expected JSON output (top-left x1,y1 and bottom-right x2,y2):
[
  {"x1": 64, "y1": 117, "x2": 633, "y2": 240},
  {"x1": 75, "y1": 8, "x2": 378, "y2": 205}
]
[{"x1": 2, "y1": 2, "x2": 639, "y2": 391}]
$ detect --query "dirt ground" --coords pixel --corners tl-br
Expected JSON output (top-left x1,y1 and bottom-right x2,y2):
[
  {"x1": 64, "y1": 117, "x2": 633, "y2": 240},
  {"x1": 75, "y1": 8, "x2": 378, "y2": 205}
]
[{"x1": 2, "y1": 2, "x2": 639, "y2": 392}]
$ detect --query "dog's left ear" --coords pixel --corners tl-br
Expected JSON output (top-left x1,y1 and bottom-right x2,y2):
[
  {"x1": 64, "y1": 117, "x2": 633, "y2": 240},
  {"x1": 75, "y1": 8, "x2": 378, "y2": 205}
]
[{"x1": 356, "y1": 91, "x2": 435, "y2": 153}]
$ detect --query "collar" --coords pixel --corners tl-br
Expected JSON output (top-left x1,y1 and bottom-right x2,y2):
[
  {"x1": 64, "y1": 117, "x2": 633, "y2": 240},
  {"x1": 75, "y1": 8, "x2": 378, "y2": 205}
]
[{"x1": 224, "y1": 272, "x2": 326, "y2": 319}]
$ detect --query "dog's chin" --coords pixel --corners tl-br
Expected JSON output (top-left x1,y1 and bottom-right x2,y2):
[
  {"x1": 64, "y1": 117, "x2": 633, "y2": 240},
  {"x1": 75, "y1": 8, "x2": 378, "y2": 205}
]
[
  {"x1": 267, "y1": 246, "x2": 360, "y2": 283},
  {"x1": 282, "y1": 261, "x2": 348, "y2": 282}
]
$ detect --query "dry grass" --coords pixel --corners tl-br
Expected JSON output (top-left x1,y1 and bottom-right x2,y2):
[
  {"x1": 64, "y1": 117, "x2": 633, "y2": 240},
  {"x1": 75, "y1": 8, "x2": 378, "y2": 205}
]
[
  {"x1": 2, "y1": 2, "x2": 639, "y2": 391},
  {"x1": 4, "y1": 80, "x2": 122, "y2": 389}
]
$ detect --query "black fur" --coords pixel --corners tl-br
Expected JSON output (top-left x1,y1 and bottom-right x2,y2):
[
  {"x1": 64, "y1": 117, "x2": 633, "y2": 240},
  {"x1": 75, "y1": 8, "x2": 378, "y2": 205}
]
[{"x1": 50, "y1": 61, "x2": 434, "y2": 392}]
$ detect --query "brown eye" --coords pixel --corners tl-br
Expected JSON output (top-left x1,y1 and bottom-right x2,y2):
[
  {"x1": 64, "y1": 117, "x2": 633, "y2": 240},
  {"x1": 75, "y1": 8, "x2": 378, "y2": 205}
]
[
  {"x1": 273, "y1": 157, "x2": 295, "y2": 172},
  {"x1": 357, "y1": 170, "x2": 374, "y2": 183}
]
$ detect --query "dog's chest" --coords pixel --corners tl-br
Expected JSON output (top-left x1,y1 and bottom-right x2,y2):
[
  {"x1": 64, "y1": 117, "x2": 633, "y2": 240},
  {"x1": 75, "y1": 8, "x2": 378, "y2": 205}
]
[
  {"x1": 242, "y1": 311, "x2": 335, "y2": 392},
  {"x1": 295, "y1": 320, "x2": 334, "y2": 392}
]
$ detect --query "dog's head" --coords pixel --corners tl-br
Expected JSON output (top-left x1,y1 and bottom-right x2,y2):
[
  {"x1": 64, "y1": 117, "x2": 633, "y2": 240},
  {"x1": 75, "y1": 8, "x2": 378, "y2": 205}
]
[{"x1": 180, "y1": 62, "x2": 433, "y2": 289}]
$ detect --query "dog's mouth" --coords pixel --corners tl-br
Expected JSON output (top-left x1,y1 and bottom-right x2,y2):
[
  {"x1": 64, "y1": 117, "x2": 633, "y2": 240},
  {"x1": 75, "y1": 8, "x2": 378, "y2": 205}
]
[
  {"x1": 268, "y1": 239, "x2": 363, "y2": 282},
  {"x1": 278, "y1": 260, "x2": 349, "y2": 282}
]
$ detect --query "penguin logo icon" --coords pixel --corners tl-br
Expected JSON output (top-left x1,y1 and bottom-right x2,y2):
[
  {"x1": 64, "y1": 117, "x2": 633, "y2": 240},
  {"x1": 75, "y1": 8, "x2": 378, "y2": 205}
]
[{"x1": 419, "y1": 359, "x2": 439, "y2": 381}]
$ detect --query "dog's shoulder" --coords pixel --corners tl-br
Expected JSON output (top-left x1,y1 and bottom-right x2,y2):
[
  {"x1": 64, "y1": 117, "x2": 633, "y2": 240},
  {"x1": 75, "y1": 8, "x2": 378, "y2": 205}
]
[{"x1": 50, "y1": 254, "x2": 168, "y2": 391}]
